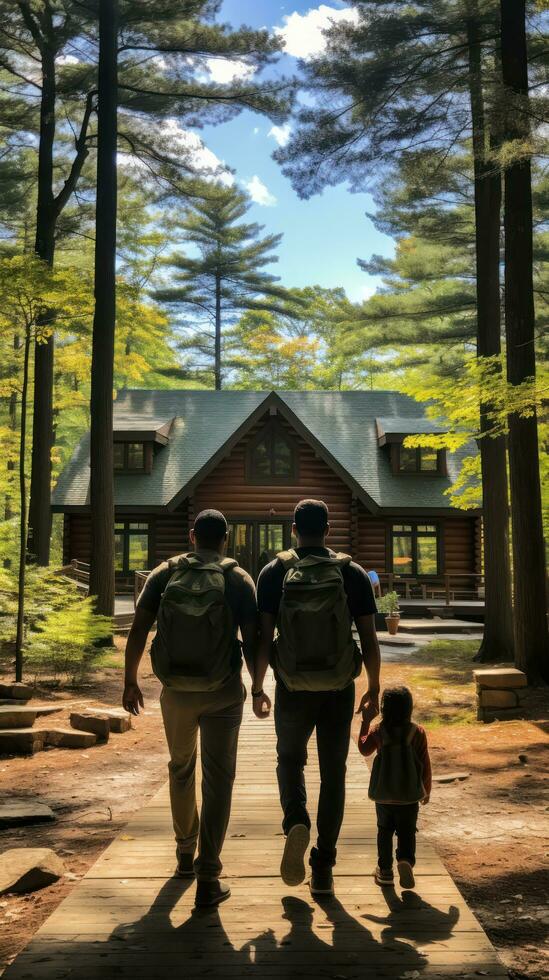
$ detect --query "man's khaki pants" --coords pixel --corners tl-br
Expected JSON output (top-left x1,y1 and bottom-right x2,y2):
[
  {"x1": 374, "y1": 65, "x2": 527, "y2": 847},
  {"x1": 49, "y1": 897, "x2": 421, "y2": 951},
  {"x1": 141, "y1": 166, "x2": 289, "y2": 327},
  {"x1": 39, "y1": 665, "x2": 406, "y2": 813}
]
[{"x1": 160, "y1": 673, "x2": 245, "y2": 881}]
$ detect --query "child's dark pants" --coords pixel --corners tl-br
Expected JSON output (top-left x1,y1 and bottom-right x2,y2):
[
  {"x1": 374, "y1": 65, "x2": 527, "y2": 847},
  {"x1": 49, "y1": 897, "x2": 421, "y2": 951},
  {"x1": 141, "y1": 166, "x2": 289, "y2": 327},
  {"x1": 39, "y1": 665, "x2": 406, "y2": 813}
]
[{"x1": 376, "y1": 802, "x2": 419, "y2": 870}]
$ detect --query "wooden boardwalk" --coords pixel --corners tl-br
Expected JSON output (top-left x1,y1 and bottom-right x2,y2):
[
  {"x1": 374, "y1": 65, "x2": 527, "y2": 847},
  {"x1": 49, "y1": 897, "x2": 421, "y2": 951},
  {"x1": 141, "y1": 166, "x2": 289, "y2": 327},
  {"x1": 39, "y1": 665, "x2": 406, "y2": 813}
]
[{"x1": 5, "y1": 683, "x2": 506, "y2": 980}]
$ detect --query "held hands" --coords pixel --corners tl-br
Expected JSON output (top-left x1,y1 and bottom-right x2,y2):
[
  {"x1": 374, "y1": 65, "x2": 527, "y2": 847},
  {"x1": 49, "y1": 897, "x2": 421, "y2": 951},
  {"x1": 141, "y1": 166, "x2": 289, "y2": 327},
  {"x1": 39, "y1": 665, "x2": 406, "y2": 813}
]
[
  {"x1": 356, "y1": 688, "x2": 380, "y2": 723},
  {"x1": 123, "y1": 682, "x2": 144, "y2": 716},
  {"x1": 252, "y1": 690, "x2": 272, "y2": 719}
]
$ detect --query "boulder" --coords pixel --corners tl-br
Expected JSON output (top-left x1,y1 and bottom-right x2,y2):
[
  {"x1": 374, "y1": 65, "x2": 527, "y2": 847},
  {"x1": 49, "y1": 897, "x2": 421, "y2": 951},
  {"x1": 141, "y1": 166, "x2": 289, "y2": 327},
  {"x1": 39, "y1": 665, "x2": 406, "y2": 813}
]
[
  {"x1": 0, "y1": 848, "x2": 64, "y2": 895},
  {"x1": 96, "y1": 709, "x2": 132, "y2": 734},
  {"x1": 70, "y1": 712, "x2": 110, "y2": 741},
  {"x1": 478, "y1": 689, "x2": 519, "y2": 709},
  {"x1": 0, "y1": 682, "x2": 33, "y2": 701},
  {"x1": 45, "y1": 728, "x2": 97, "y2": 749},
  {"x1": 0, "y1": 707, "x2": 39, "y2": 729},
  {"x1": 0, "y1": 728, "x2": 46, "y2": 755},
  {"x1": 473, "y1": 667, "x2": 527, "y2": 689},
  {"x1": 34, "y1": 705, "x2": 63, "y2": 718},
  {"x1": 432, "y1": 772, "x2": 471, "y2": 783},
  {"x1": 0, "y1": 799, "x2": 55, "y2": 828}
]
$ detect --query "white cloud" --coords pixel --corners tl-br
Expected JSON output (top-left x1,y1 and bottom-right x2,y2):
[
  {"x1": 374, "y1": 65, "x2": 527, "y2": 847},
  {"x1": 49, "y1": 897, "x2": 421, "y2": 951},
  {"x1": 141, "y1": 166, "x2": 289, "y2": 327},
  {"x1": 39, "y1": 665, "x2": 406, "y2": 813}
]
[
  {"x1": 244, "y1": 175, "x2": 277, "y2": 207},
  {"x1": 276, "y1": 4, "x2": 360, "y2": 59},
  {"x1": 117, "y1": 117, "x2": 234, "y2": 186},
  {"x1": 268, "y1": 122, "x2": 292, "y2": 147},
  {"x1": 205, "y1": 58, "x2": 255, "y2": 84}
]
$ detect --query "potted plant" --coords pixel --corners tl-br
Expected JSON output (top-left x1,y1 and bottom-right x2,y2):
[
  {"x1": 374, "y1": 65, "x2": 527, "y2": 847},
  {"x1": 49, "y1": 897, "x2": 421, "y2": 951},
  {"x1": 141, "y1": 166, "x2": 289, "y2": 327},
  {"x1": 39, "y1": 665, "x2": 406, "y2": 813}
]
[{"x1": 376, "y1": 591, "x2": 401, "y2": 635}]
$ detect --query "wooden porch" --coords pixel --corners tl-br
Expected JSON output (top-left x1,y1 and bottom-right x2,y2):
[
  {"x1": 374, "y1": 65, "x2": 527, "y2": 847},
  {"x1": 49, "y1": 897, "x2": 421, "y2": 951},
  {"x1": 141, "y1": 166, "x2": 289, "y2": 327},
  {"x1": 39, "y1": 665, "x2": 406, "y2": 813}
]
[{"x1": 4, "y1": 680, "x2": 505, "y2": 980}]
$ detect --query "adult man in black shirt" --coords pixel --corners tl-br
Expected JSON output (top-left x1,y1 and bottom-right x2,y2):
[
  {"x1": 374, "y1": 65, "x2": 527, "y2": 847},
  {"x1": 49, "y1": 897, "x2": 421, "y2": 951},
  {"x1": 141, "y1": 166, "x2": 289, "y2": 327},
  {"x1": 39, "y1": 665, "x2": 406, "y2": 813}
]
[{"x1": 253, "y1": 499, "x2": 380, "y2": 897}]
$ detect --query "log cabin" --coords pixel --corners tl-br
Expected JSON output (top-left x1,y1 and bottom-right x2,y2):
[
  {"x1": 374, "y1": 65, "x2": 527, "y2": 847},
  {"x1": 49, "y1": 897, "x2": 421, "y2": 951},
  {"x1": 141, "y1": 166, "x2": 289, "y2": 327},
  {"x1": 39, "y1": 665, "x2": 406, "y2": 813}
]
[{"x1": 52, "y1": 389, "x2": 481, "y2": 599}]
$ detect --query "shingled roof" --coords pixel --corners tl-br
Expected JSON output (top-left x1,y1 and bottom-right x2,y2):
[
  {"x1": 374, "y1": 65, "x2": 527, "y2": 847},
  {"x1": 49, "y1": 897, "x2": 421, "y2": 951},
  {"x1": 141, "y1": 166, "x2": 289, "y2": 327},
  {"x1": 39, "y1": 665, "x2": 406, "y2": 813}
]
[{"x1": 52, "y1": 389, "x2": 477, "y2": 513}]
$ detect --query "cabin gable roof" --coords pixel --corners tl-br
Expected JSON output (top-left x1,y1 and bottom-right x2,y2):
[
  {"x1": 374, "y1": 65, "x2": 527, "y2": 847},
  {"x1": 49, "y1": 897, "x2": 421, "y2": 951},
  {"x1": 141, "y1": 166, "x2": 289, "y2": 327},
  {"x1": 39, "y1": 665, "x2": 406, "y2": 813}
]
[{"x1": 52, "y1": 389, "x2": 477, "y2": 513}]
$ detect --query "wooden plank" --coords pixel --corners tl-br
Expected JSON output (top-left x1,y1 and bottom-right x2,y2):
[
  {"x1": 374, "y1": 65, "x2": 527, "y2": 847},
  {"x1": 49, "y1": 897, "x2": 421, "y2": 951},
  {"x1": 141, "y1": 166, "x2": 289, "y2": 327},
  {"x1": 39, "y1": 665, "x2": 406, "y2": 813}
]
[{"x1": 3, "y1": 676, "x2": 505, "y2": 980}]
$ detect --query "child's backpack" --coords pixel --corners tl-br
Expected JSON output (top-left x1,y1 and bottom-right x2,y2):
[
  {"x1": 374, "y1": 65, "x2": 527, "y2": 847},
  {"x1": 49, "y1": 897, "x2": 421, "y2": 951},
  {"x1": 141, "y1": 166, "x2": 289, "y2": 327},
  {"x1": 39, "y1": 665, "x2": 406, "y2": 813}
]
[
  {"x1": 150, "y1": 553, "x2": 239, "y2": 692},
  {"x1": 368, "y1": 723, "x2": 426, "y2": 803},
  {"x1": 272, "y1": 549, "x2": 361, "y2": 692}
]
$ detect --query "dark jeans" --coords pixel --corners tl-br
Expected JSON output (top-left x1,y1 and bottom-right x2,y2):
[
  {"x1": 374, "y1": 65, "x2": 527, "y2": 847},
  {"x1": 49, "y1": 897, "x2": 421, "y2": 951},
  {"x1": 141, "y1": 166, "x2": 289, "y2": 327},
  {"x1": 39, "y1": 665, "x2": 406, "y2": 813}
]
[
  {"x1": 274, "y1": 680, "x2": 355, "y2": 870},
  {"x1": 376, "y1": 802, "x2": 419, "y2": 871}
]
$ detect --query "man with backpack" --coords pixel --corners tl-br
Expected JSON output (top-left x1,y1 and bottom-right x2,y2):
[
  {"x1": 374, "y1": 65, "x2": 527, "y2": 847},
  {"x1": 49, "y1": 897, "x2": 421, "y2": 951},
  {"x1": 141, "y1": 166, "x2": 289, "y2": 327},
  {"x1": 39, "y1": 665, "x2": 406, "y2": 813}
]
[
  {"x1": 122, "y1": 509, "x2": 258, "y2": 909},
  {"x1": 253, "y1": 499, "x2": 380, "y2": 897}
]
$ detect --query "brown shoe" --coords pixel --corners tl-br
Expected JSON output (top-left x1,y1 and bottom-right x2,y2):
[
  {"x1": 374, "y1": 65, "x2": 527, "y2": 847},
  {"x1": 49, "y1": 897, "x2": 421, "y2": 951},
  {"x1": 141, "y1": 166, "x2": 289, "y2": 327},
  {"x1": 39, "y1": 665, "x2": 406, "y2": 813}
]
[
  {"x1": 195, "y1": 879, "x2": 231, "y2": 908},
  {"x1": 397, "y1": 860, "x2": 415, "y2": 889}
]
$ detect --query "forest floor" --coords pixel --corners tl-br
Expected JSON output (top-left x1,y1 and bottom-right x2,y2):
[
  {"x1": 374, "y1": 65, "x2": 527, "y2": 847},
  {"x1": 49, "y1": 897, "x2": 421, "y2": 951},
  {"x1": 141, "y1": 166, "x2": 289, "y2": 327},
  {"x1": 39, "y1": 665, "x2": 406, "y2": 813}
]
[{"x1": 0, "y1": 638, "x2": 547, "y2": 979}]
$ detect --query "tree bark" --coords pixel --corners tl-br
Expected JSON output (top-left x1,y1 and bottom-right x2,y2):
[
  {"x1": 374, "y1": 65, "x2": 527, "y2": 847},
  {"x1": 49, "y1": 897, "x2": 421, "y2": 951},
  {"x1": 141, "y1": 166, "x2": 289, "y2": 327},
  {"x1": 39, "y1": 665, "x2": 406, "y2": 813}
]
[
  {"x1": 15, "y1": 326, "x2": 31, "y2": 682},
  {"x1": 215, "y1": 271, "x2": 222, "y2": 390},
  {"x1": 500, "y1": 0, "x2": 549, "y2": 683},
  {"x1": 27, "y1": 32, "x2": 56, "y2": 566},
  {"x1": 89, "y1": 0, "x2": 118, "y2": 617},
  {"x1": 466, "y1": 12, "x2": 514, "y2": 663}
]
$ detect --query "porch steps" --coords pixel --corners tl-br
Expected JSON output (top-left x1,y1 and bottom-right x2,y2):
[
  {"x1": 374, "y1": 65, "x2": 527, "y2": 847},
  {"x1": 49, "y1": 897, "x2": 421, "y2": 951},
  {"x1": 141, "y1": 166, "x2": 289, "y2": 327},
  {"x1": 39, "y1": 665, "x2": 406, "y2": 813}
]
[{"x1": 398, "y1": 618, "x2": 484, "y2": 635}]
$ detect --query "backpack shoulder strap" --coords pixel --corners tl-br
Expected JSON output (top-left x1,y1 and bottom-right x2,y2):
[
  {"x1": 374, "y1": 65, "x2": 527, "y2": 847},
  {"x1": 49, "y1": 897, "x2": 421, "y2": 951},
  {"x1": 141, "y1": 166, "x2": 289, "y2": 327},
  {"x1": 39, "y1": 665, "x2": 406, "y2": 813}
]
[
  {"x1": 332, "y1": 552, "x2": 352, "y2": 567},
  {"x1": 219, "y1": 557, "x2": 238, "y2": 574},
  {"x1": 406, "y1": 722, "x2": 418, "y2": 745},
  {"x1": 277, "y1": 549, "x2": 299, "y2": 571}
]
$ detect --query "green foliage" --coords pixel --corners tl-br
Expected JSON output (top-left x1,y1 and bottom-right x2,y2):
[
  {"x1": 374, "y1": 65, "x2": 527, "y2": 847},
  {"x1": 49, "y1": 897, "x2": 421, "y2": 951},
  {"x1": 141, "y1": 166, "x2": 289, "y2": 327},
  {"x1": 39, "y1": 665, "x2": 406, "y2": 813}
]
[
  {"x1": 0, "y1": 565, "x2": 112, "y2": 681},
  {"x1": 376, "y1": 591, "x2": 400, "y2": 615}
]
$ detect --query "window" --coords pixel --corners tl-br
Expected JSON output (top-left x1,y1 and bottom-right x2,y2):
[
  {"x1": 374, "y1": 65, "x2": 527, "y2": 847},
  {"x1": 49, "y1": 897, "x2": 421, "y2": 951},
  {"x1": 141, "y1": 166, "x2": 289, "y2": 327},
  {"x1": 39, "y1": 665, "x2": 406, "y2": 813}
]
[
  {"x1": 248, "y1": 422, "x2": 297, "y2": 483},
  {"x1": 114, "y1": 442, "x2": 146, "y2": 472},
  {"x1": 392, "y1": 523, "x2": 439, "y2": 576},
  {"x1": 115, "y1": 522, "x2": 149, "y2": 573},
  {"x1": 395, "y1": 445, "x2": 445, "y2": 474}
]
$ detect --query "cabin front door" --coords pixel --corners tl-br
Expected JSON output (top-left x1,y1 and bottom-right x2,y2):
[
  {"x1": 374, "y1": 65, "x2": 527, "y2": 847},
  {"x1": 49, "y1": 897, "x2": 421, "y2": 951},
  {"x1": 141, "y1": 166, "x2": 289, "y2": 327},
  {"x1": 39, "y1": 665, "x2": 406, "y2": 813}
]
[{"x1": 227, "y1": 521, "x2": 292, "y2": 579}]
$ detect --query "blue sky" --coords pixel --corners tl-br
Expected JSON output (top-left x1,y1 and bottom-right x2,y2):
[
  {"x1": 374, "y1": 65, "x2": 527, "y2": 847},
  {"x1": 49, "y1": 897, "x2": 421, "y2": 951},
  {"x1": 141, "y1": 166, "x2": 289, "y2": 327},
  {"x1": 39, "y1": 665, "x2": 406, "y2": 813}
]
[{"x1": 198, "y1": 2, "x2": 394, "y2": 302}]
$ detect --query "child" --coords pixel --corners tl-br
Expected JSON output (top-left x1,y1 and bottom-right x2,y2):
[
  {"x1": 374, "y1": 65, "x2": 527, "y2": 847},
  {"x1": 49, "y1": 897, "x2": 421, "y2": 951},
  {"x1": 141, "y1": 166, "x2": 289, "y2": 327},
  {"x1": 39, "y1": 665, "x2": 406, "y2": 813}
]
[{"x1": 359, "y1": 686, "x2": 431, "y2": 889}]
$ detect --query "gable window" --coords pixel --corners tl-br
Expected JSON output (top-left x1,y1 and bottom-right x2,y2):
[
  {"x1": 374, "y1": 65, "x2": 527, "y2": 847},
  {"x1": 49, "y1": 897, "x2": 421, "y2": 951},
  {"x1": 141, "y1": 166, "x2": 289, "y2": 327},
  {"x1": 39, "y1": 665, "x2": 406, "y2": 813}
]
[
  {"x1": 115, "y1": 522, "x2": 149, "y2": 574},
  {"x1": 114, "y1": 442, "x2": 146, "y2": 473},
  {"x1": 392, "y1": 523, "x2": 439, "y2": 576},
  {"x1": 247, "y1": 422, "x2": 297, "y2": 484},
  {"x1": 395, "y1": 445, "x2": 445, "y2": 474}
]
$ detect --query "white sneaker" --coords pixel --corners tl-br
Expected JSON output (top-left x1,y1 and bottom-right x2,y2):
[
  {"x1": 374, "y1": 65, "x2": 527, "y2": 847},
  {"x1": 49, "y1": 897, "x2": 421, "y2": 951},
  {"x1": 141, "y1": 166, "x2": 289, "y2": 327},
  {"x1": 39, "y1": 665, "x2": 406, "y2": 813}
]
[{"x1": 280, "y1": 824, "x2": 310, "y2": 886}]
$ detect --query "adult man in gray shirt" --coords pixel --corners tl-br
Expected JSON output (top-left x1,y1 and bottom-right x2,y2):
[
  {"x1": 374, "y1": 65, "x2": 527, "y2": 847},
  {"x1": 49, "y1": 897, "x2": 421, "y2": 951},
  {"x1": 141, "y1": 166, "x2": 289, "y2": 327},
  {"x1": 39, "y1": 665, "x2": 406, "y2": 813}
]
[{"x1": 122, "y1": 509, "x2": 258, "y2": 909}]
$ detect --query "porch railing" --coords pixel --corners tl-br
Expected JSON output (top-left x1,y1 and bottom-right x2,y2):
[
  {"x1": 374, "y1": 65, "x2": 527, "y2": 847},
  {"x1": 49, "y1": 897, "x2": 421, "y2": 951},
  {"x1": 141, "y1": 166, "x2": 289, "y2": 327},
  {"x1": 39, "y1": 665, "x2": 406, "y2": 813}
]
[
  {"x1": 57, "y1": 559, "x2": 90, "y2": 588},
  {"x1": 378, "y1": 572, "x2": 485, "y2": 607}
]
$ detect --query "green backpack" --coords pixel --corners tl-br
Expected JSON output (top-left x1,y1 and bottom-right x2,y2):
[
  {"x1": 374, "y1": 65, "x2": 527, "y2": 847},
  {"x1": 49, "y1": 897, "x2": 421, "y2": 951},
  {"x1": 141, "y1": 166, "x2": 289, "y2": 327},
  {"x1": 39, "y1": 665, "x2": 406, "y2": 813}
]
[
  {"x1": 150, "y1": 553, "x2": 239, "y2": 692},
  {"x1": 368, "y1": 724, "x2": 426, "y2": 804},
  {"x1": 273, "y1": 549, "x2": 361, "y2": 692}
]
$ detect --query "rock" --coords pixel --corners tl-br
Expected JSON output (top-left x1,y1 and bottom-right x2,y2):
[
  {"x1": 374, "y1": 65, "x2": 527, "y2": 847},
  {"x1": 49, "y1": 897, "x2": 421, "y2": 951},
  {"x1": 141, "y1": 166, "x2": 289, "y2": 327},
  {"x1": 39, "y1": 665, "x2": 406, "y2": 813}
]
[
  {"x1": 473, "y1": 667, "x2": 527, "y2": 690},
  {"x1": 0, "y1": 707, "x2": 39, "y2": 729},
  {"x1": 0, "y1": 800, "x2": 55, "y2": 828},
  {"x1": 94, "y1": 709, "x2": 132, "y2": 734},
  {"x1": 518, "y1": 753, "x2": 528, "y2": 764},
  {"x1": 478, "y1": 689, "x2": 519, "y2": 709},
  {"x1": 34, "y1": 705, "x2": 63, "y2": 718},
  {"x1": 0, "y1": 728, "x2": 46, "y2": 755},
  {"x1": 45, "y1": 728, "x2": 97, "y2": 749},
  {"x1": 0, "y1": 683, "x2": 33, "y2": 701},
  {"x1": 432, "y1": 771, "x2": 471, "y2": 784},
  {"x1": 0, "y1": 848, "x2": 64, "y2": 895},
  {"x1": 477, "y1": 706, "x2": 526, "y2": 723},
  {"x1": 70, "y1": 712, "x2": 110, "y2": 741}
]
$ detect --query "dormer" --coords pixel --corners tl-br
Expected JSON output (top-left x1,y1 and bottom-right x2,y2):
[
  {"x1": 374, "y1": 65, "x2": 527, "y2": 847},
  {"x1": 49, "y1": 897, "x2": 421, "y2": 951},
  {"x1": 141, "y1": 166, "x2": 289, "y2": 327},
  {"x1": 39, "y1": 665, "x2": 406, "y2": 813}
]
[
  {"x1": 113, "y1": 417, "x2": 174, "y2": 475},
  {"x1": 375, "y1": 417, "x2": 448, "y2": 476}
]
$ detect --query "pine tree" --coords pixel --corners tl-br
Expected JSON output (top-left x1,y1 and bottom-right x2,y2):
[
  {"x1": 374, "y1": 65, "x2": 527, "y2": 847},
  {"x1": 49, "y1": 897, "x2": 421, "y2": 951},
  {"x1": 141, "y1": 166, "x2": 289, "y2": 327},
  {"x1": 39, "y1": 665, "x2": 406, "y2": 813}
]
[
  {"x1": 277, "y1": 0, "x2": 545, "y2": 668},
  {"x1": 500, "y1": 0, "x2": 549, "y2": 683},
  {"x1": 156, "y1": 184, "x2": 294, "y2": 389}
]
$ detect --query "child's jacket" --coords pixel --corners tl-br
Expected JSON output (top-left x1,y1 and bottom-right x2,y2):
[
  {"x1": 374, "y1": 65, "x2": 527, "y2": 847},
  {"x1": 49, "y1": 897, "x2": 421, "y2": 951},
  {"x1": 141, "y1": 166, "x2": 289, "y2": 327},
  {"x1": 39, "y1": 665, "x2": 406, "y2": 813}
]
[{"x1": 360, "y1": 721, "x2": 432, "y2": 804}]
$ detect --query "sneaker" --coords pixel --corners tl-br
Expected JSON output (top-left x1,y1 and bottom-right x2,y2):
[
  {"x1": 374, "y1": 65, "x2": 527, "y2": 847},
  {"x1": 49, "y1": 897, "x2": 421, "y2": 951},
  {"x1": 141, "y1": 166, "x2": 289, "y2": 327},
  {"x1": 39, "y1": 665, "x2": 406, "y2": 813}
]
[
  {"x1": 310, "y1": 867, "x2": 334, "y2": 896},
  {"x1": 397, "y1": 860, "x2": 415, "y2": 889},
  {"x1": 195, "y1": 879, "x2": 231, "y2": 908},
  {"x1": 280, "y1": 823, "x2": 310, "y2": 886},
  {"x1": 175, "y1": 853, "x2": 195, "y2": 878},
  {"x1": 374, "y1": 865, "x2": 394, "y2": 887}
]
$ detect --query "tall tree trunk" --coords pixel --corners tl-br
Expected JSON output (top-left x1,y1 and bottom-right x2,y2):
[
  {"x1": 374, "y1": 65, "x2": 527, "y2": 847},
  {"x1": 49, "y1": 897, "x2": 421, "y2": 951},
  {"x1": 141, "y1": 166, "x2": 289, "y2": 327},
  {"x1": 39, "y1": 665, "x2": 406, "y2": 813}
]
[
  {"x1": 27, "y1": 36, "x2": 56, "y2": 566},
  {"x1": 89, "y1": 0, "x2": 118, "y2": 617},
  {"x1": 466, "y1": 11, "x2": 514, "y2": 663},
  {"x1": 214, "y1": 272, "x2": 222, "y2": 390},
  {"x1": 15, "y1": 326, "x2": 31, "y2": 682},
  {"x1": 500, "y1": 0, "x2": 549, "y2": 683}
]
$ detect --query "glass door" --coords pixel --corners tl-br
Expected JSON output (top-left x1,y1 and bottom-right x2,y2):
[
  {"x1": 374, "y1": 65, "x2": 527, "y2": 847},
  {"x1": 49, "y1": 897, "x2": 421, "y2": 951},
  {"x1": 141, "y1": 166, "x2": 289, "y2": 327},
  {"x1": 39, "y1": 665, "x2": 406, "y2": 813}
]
[
  {"x1": 257, "y1": 523, "x2": 286, "y2": 574},
  {"x1": 227, "y1": 523, "x2": 253, "y2": 571},
  {"x1": 226, "y1": 521, "x2": 292, "y2": 577}
]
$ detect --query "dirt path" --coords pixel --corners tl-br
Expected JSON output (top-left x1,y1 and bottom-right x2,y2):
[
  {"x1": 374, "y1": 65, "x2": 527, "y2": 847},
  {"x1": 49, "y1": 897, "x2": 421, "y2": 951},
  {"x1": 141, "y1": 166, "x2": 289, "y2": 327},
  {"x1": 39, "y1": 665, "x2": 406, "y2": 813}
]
[{"x1": 1, "y1": 644, "x2": 548, "y2": 978}]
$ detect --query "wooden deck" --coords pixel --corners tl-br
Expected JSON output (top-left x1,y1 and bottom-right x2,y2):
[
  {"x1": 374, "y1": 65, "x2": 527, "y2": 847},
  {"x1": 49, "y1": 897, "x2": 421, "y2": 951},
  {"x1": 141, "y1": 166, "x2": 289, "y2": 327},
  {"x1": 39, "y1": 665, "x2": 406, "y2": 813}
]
[{"x1": 5, "y1": 682, "x2": 505, "y2": 980}]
